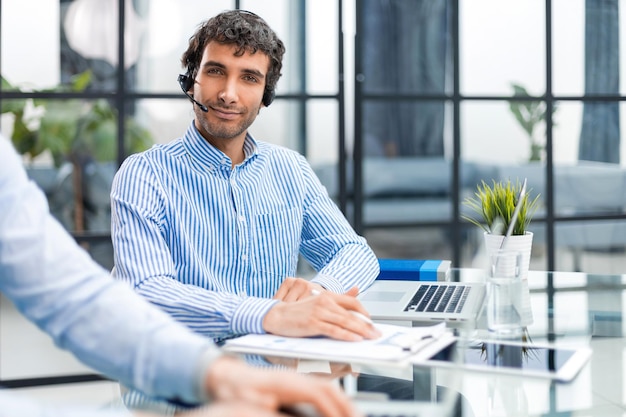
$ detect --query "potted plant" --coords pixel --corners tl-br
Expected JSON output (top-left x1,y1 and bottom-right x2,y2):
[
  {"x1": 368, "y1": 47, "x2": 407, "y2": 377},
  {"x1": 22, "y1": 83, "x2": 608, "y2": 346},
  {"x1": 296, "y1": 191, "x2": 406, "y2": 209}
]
[{"x1": 463, "y1": 179, "x2": 540, "y2": 279}]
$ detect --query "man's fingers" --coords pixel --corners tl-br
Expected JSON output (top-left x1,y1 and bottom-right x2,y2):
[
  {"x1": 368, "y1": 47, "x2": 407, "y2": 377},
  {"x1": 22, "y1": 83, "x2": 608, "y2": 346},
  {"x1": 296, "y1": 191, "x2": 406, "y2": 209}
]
[
  {"x1": 281, "y1": 285, "x2": 310, "y2": 302},
  {"x1": 310, "y1": 298, "x2": 380, "y2": 340},
  {"x1": 273, "y1": 277, "x2": 295, "y2": 300},
  {"x1": 345, "y1": 286, "x2": 360, "y2": 297},
  {"x1": 264, "y1": 291, "x2": 379, "y2": 340},
  {"x1": 274, "y1": 277, "x2": 321, "y2": 301},
  {"x1": 325, "y1": 291, "x2": 370, "y2": 317},
  {"x1": 325, "y1": 311, "x2": 380, "y2": 340}
]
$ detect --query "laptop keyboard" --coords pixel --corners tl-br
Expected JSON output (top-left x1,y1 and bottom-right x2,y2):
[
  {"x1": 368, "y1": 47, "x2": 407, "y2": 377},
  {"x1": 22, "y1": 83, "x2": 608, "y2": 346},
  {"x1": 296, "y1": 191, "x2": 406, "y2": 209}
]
[{"x1": 403, "y1": 284, "x2": 470, "y2": 314}]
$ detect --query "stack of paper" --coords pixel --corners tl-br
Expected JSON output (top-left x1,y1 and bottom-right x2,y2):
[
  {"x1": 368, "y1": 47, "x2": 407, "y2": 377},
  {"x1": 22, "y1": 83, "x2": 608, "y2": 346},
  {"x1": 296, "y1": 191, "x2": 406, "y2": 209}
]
[{"x1": 223, "y1": 322, "x2": 454, "y2": 365}]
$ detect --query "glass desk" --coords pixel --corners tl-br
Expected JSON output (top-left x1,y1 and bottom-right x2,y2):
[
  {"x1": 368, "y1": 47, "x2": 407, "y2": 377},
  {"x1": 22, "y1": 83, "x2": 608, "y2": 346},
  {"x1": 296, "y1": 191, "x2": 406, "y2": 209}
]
[{"x1": 122, "y1": 269, "x2": 626, "y2": 417}]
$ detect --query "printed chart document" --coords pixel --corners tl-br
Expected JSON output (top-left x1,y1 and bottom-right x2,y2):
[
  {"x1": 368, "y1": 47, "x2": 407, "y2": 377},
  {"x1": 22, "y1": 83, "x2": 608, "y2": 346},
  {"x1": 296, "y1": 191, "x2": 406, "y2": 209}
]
[{"x1": 223, "y1": 322, "x2": 454, "y2": 365}]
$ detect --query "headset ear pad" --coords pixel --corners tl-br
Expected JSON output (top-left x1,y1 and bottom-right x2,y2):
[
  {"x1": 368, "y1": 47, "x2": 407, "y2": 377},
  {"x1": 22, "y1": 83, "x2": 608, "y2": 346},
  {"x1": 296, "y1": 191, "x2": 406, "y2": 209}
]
[
  {"x1": 178, "y1": 73, "x2": 194, "y2": 93},
  {"x1": 262, "y1": 88, "x2": 275, "y2": 107}
]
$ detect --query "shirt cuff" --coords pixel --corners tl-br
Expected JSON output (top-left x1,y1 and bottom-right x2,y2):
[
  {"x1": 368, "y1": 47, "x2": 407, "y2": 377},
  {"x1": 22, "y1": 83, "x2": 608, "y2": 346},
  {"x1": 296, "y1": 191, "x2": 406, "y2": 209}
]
[
  {"x1": 230, "y1": 297, "x2": 279, "y2": 335},
  {"x1": 311, "y1": 273, "x2": 345, "y2": 293}
]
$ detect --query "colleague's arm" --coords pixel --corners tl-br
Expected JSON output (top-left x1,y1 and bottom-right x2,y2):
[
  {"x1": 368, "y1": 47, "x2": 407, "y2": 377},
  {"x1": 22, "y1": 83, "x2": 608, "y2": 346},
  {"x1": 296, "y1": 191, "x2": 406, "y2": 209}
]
[{"x1": 0, "y1": 138, "x2": 218, "y2": 403}]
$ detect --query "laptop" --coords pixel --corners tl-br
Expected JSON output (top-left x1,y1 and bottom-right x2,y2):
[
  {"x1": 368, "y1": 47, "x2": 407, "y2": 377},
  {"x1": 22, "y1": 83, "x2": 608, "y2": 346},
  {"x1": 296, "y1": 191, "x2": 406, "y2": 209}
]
[{"x1": 358, "y1": 280, "x2": 486, "y2": 325}]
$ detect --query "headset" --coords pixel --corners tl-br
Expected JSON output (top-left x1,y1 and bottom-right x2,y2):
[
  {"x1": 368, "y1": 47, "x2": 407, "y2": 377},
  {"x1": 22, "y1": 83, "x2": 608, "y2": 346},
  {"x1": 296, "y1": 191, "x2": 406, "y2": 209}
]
[{"x1": 177, "y1": 73, "x2": 208, "y2": 112}]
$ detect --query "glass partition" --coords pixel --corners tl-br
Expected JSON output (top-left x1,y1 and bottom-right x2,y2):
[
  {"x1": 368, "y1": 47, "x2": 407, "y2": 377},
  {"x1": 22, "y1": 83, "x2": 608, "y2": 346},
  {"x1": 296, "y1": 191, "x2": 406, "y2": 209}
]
[{"x1": 459, "y1": 0, "x2": 546, "y2": 96}]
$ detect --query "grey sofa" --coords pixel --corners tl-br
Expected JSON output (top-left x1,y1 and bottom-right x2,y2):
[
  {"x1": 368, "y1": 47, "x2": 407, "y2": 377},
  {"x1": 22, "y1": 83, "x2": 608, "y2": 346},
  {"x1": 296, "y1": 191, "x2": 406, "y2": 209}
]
[{"x1": 314, "y1": 157, "x2": 626, "y2": 269}]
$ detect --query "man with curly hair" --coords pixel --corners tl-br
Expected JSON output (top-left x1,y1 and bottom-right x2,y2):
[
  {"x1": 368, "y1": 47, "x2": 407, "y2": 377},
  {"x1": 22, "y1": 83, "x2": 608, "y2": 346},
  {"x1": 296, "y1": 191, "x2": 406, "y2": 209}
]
[{"x1": 111, "y1": 10, "x2": 380, "y2": 342}]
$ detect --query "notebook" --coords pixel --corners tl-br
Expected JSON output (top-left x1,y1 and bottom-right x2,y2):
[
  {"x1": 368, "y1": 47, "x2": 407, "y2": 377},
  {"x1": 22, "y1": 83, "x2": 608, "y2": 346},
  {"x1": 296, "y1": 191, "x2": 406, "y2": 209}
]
[
  {"x1": 358, "y1": 280, "x2": 486, "y2": 325},
  {"x1": 223, "y1": 322, "x2": 454, "y2": 365}
]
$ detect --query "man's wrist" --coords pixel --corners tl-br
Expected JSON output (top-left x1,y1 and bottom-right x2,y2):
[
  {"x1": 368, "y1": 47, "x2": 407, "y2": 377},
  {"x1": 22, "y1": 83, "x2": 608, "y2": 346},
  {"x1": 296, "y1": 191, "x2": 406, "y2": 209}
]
[{"x1": 231, "y1": 297, "x2": 278, "y2": 335}]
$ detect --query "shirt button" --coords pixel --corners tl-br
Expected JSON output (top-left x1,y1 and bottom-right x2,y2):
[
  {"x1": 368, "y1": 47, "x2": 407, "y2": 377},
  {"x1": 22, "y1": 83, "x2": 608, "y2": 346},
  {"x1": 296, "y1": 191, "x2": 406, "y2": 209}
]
[
  {"x1": 241, "y1": 254, "x2": 248, "y2": 261},
  {"x1": 238, "y1": 215, "x2": 245, "y2": 222}
]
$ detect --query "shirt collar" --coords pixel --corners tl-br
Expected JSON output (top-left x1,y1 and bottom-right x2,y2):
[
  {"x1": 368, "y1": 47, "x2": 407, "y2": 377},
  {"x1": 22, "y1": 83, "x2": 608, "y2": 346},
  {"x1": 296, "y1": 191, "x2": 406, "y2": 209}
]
[{"x1": 182, "y1": 122, "x2": 258, "y2": 170}]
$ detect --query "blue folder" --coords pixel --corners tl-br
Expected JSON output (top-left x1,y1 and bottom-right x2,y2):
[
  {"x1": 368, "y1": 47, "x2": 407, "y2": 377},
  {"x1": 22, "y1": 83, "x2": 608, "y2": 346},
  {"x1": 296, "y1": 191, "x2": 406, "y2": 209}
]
[{"x1": 377, "y1": 259, "x2": 451, "y2": 281}]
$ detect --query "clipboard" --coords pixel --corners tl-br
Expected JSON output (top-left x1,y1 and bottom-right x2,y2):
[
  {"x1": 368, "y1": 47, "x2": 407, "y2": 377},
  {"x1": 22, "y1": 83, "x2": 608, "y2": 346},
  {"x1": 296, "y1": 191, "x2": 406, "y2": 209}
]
[{"x1": 223, "y1": 322, "x2": 454, "y2": 365}]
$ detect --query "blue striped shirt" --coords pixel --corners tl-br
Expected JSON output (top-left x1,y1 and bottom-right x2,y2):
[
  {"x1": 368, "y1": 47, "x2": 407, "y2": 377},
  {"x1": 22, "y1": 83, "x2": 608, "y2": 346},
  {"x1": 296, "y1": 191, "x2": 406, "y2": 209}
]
[{"x1": 111, "y1": 122, "x2": 379, "y2": 340}]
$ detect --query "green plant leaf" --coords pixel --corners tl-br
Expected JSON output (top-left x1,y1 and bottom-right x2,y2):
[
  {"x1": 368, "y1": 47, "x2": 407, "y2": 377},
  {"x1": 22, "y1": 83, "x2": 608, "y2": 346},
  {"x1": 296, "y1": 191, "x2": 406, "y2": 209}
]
[
  {"x1": 71, "y1": 69, "x2": 93, "y2": 92},
  {"x1": 508, "y1": 82, "x2": 558, "y2": 162},
  {"x1": 1, "y1": 76, "x2": 28, "y2": 114},
  {"x1": 462, "y1": 179, "x2": 540, "y2": 236},
  {"x1": 1, "y1": 70, "x2": 153, "y2": 164}
]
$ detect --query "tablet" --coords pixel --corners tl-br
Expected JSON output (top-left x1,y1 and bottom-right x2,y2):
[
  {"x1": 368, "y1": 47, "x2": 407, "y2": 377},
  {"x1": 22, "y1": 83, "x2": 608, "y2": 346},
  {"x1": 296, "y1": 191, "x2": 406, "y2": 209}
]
[{"x1": 420, "y1": 338, "x2": 592, "y2": 382}]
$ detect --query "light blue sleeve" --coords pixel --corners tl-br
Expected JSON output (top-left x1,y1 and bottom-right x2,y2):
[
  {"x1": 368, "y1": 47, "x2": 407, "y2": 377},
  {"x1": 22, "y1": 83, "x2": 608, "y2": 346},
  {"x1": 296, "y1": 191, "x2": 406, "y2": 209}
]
[{"x1": 0, "y1": 138, "x2": 220, "y2": 404}]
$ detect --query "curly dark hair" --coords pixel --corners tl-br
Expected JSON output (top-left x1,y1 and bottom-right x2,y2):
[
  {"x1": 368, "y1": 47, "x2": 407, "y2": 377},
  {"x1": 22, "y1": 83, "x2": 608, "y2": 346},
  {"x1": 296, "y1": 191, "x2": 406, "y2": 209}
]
[{"x1": 181, "y1": 10, "x2": 285, "y2": 103}]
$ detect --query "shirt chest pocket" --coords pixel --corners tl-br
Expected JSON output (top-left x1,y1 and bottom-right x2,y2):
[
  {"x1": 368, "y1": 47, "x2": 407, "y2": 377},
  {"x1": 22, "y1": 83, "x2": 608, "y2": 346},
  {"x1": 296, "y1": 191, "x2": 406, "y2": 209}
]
[{"x1": 253, "y1": 207, "x2": 302, "y2": 278}]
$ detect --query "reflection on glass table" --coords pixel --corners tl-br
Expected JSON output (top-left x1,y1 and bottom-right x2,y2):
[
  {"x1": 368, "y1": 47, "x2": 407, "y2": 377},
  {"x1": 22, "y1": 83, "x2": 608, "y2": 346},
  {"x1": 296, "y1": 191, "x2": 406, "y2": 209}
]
[{"x1": 116, "y1": 269, "x2": 626, "y2": 417}]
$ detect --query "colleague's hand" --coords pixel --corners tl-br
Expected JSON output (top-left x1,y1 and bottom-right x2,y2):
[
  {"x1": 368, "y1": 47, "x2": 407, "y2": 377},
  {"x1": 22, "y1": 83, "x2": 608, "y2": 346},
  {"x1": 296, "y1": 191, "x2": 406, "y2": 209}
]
[
  {"x1": 273, "y1": 277, "x2": 325, "y2": 301},
  {"x1": 203, "y1": 356, "x2": 362, "y2": 417},
  {"x1": 171, "y1": 402, "x2": 296, "y2": 417},
  {"x1": 264, "y1": 287, "x2": 380, "y2": 341}
]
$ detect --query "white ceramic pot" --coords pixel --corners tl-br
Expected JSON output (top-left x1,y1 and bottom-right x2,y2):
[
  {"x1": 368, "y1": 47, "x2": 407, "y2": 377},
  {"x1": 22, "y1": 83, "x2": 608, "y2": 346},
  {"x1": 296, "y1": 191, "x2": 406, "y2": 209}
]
[{"x1": 483, "y1": 231, "x2": 533, "y2": 280}]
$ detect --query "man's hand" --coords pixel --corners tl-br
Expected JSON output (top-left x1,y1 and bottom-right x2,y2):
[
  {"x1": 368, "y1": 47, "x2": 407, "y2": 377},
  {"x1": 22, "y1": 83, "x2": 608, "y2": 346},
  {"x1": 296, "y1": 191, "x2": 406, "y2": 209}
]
[
  {"x1": 273, "y1": 277, "x2": 325, "y2": 301},
  {"x1": 203, "y1": 356, "x2": 362, "y2": 417},
  {"x1": 264, "y1": 287, "x2": 381, "y2": 341}
]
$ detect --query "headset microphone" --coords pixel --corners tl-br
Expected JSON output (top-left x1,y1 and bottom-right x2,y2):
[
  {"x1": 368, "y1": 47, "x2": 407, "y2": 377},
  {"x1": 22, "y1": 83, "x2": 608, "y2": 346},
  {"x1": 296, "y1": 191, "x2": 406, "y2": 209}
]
[{"x1": 177, "y1": 73, "x2": 208, "y2": 112}]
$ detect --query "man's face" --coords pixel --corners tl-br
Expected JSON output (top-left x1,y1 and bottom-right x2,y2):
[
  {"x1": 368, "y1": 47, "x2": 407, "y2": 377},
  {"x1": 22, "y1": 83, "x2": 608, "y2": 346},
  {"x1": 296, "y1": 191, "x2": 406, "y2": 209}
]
[{"x1": 191, "y1": 42, "x2": 270, "y2": 143}]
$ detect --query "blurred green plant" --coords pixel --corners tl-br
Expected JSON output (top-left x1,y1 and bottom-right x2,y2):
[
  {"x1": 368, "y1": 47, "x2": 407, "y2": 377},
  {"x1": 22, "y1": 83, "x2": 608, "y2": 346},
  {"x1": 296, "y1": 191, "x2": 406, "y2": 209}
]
[
  {"x1": 1, "y1": 70, "x2": 151, "y2": 166},
  {"x1": 1, "y1": 70, "x2": 152, "y2": 230},
  {"x1": 463, "y1": 179, "x2": 540, "y2": 236},
  {"x1": 508, "y1": 83, "x2": 558, "y2": 162}
]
